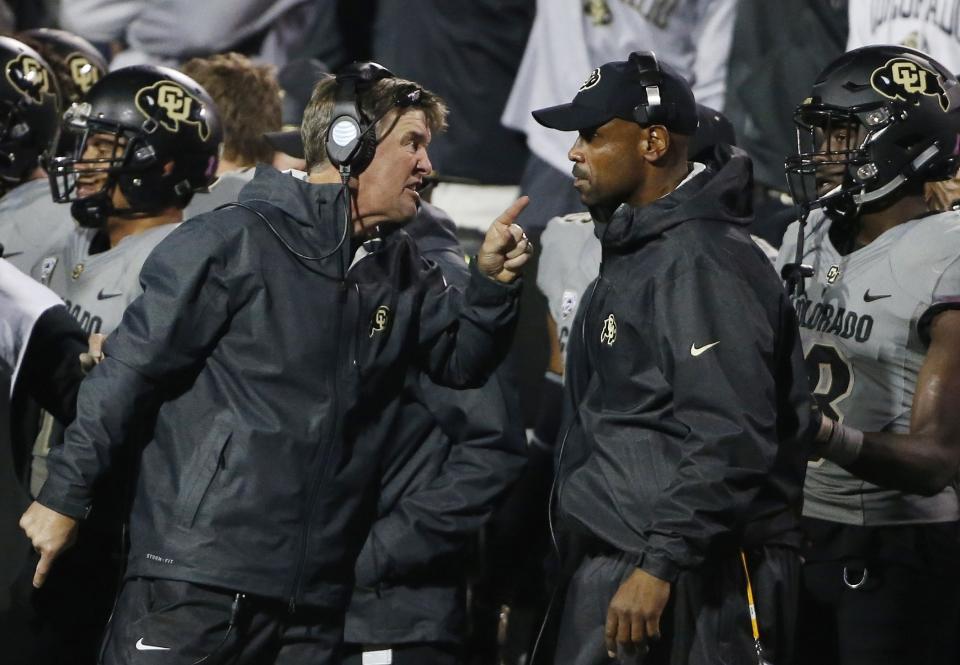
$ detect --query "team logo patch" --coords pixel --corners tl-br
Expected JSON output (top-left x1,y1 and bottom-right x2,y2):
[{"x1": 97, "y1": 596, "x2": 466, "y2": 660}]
[
  {"x1": 583, "y1": 0, "x2": 612, "y2": 26},
  {"x1": 580, "y1": 68, "x2": 601, "y2": 91},
  {"x1": 5, "y1": 53, "x2": 51, "y2": 104},
  {"x1": 870, "y1": 58, "x2": 951, "y2": 111},
  {"x1": 599, "y1": 313, "x2": 617, "y2": 346},
  {"x1": 67, "y1": 53, "x2": 100, "y2": 94},
  {"x1": 135, "y1": 80, "x2": 211, "y2": 141},
  {"x1": 560, "y1": 290, "x2": 578, "y2": 320},
  {"x1": 38, "y1": 256, "x2": 57, "y2": 285},
  {"x1": 826, "y1": 265, "x2": 841, "y2": 284},
  {"x1": 71, "y1": 262, "x2": 84, "y2": 280},
  {"x1": 370, "y1": 305, "x2": 390, "y2": 337}
]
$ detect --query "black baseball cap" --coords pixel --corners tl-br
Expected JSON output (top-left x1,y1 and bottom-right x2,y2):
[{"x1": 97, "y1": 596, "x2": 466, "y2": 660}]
[{"x1": 532, "y1": 51, "x2": 698, "y2": 135}]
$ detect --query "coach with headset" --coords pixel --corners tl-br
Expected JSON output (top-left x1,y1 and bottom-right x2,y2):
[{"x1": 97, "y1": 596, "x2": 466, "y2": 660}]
[
  {"x1": 533, "y1": 52, "x2": 810, "y2": 665},
  {"x1": 19, "y1": 63, "x2": 532, "y2": 665}
]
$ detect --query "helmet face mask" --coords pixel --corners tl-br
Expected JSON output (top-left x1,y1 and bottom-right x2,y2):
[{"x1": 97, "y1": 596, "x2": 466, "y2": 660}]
[
  {"x1": 46, "y1": 65, "x2": 222, "y2": 227},
  {"x1": 786, "y1": 103, "x2": 878, "y2": 217},
  {"x1": 785, "y1": 46, "x2": 960, "y2": 219},
  {"x1": 48, "y1": 109, "x2": 146, "y2": 227}
]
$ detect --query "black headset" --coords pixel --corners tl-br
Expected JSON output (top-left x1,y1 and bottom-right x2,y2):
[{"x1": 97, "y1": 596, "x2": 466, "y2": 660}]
[
  {"x1": 325, "y1": 61, "x2": 424, "y2": 176},
  {"x1": 628, "y1": 50, "x2": 681, "y2": 129}
]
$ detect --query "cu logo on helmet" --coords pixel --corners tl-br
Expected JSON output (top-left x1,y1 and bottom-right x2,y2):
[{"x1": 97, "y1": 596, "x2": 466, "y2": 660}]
[
  {"x1": 870, "y1": 58, "x2": 950, "y2": 111},
  {"x1": 67, "y1": 54, "x2": 100, "y2": 94},
  {"x1": 135, "y1": 80, "x2": 211, "y2": 140},
  {"x1": 5, "y1": 53, "x2": 51, "y2": 104}
]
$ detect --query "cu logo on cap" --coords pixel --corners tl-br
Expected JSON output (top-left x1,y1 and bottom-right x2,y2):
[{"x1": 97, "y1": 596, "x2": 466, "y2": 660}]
[
  {"x1": 580, "y1": 68, "x2": 601, "y2": 91},
  {"x1": 600, "y1": 313, "x2": 617, "y2": 346}
]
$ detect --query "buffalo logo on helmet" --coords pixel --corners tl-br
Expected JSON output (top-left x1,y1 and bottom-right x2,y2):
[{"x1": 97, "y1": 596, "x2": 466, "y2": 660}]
[
  {"x1": 870, "y1": 58, "x2": 950, "y2": 111},
  {"x1": 67, "y1": 53, "x2": 100, "y2": 93},
  {"x1": 580, "y1": 68, "x2": 601, "y2": 91},
  {"x1": 5, "y1": 53, "x2": 52, "y2": 104},
  {"x1": 134, "y1": 80, "x2": 211, "y2": 141}
]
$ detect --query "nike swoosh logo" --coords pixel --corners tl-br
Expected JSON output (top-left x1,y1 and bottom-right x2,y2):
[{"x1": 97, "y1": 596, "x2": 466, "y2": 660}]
[
  {"x1": 690, "y1": 341, "x2": 720, "y2": 357},
  {"x1": 97, "y1": 289, "x2": 123, "y2": 300},
  {"x1": 863, "y1": 290, "x2": 891, "y2": 302},
  {"x1": 2, "y1": 251, "x2": 23, "y2": 258},
  {"x1": 135, "y1": 638, "x2": 170, "y2": 652}
]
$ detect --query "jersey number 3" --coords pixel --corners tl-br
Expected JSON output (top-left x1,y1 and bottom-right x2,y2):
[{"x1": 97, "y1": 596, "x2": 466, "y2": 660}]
[{"x1": 804, "y1": 343, "x2": 854, "y2": 421}]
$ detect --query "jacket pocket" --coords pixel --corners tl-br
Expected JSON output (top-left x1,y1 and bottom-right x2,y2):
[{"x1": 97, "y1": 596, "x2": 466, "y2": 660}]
[{"x1": 174, "y1": 419, "x2": 232, "y2": 528}]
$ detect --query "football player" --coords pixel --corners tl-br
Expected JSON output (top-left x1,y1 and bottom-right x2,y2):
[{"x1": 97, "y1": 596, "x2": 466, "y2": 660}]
[
  {"x1": 0, "y1": 36, "x2": 69, "y2": 275},
  {"x1": 11, "y1": 66, "x2": 220, "y2": 665},
  {"x1": 777, "y1": 45, "x2": 960, "y2": 665},
  {"x1": 19, "y1": 27, "x2": 107, "y2": 103}
]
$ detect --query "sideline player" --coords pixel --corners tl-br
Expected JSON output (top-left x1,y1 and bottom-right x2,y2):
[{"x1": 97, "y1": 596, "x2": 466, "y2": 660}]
[{"x1": 778, "y1": 45, "x2": 960, "y2": 665}]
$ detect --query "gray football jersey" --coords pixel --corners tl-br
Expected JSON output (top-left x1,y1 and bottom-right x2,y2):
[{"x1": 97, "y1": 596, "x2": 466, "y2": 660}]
[
  {"x1": 777, "y1": 210, "x2": 960, "y2": 526},
  {"x1": 0, "y1": 179, "x2": 74, "y2": 275},
  {"x1": 182, "y1": 168, "x2": 255, "y2": 220},
  {"x1": 536, "y1": 213, "x2": 602, "y2": 367},
  {"x1": 34, "y1": 223, "x2": 179, "y2": 335}
]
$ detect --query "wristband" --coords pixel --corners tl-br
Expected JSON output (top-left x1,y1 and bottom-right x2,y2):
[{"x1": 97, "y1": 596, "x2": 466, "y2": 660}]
[{"x1": 816, "y1": 414, "x2": 864, "y2": 465}]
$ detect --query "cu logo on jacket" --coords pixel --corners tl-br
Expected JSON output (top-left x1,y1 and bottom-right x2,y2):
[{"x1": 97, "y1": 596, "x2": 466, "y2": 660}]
[
  {"x1": 370, "y1": 305, "x2": 390, "y2": 337},
  {"x1": 600, "y1": 313, "x2": 617, "y2": 346}
]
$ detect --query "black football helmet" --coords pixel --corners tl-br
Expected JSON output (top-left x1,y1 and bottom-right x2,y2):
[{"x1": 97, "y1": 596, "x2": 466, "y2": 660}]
[
  {"x1": 0, "y1": 36, "x2": 59, "y2": 186},
  {"x1": 20, "y1": 28, "x2": 107, "y2": 103},
  {"x1": 47, "y1": 65, "x2": 222, "y2": 227},
  {"x1": 785, "y1": 45, "x2": 960, "y2": 218}
]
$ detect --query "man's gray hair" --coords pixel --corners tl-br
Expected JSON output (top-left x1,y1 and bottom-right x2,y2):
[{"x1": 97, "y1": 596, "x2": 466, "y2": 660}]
[{"x1": 301, "y1": 75, "x2": 448, "y2": 171}]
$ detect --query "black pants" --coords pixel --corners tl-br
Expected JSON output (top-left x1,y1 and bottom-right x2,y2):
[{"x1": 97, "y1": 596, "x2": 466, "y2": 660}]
[
  {"x1": 798, "y1": 519, "x2": 960, "y2": 665},
  {"x1": 342, "y1": 642, "x2": 461, "y2": 665},
  {"x1": 100, "y1": 578, "x2": 343, "y2": 665},
  {"x1": 553, "y1": 546, "x2": 799, "y2": 665}
]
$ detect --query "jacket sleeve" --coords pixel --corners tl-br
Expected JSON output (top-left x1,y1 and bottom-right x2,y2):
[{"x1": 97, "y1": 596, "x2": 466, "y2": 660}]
[
  {"x1": 416, "y1": 259, "x2": 520, "y2": 388},
  {"x1": 16, "y1": 306, "x2": 88, "y2": 424},
  {"x1": 354, "y1": 370, "x2": 527, "y2": 586},
  {"x1": 37, "y1": 220, "x2": 233, "y2": 519},
  {"x1": 636, "y1": 266, "x2": 781, "y2": 582}
]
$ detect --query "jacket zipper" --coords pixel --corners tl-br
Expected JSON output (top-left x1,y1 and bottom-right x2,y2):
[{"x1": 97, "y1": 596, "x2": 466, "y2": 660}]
[
  {"x1": 287, "y1": 240, "x2": 384, "y2": 611},
  {"x1": 549, "y1": 262, "x2": 604, "y2": 558},
  {"x1": 288, "y1": 278, "x2": 349, "y2": 612}
]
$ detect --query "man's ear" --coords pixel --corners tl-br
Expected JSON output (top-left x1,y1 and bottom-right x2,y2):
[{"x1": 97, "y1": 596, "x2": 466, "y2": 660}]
[{"x1": 640, "y1": 126, "x2": 671, "y2": 163}]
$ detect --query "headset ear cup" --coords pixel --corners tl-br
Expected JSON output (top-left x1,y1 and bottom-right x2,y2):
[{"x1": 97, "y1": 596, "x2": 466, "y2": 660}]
[{"x1": 349, "y1": 135, "x2": 377, "y2": 174}]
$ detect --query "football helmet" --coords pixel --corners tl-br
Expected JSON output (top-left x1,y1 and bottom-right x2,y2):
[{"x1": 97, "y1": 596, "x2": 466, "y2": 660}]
[
  {"x1": 20, "y1": 28, "x2": 107, "y2": 102},
  {"x1": 48, "y1": 65, "x2": 222, "y2": 227},
  {"x1": 785, "y1": 45, "x2": 960, "y2": 218},
  {"x1": 0, "y1": 36, "x2": 59, "y2": 186}
]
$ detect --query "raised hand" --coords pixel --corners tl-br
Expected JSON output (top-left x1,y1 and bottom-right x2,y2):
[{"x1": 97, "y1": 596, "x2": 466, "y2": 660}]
[{"x1": 476, "y1": 196, "x2": 533, "y2": 283}]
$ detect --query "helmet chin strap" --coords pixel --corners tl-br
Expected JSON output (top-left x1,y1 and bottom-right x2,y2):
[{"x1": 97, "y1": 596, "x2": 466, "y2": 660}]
[
  {"x1": 70, "y1": 189, "x2": 112, "y2": 228},
  {"x1": 71, "y1": 179, "x2": 169, "y2": 229}
]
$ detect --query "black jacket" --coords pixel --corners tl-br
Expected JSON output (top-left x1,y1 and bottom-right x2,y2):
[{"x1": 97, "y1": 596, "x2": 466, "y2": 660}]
[
  {"x1": 344, "y1": 203, "x2": 527, "y2": 644},
  {"x1": 558, "y1": 152, "x2": 810, "y2": 583},
  {"x1": 38, "y1": 167, "x2": 520, "y2": 609}
]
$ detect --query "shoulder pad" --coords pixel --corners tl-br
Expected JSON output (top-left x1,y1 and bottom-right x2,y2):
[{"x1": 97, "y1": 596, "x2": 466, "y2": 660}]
[
  {"x1": 558, "y1": 211, "x2": 592, "y2": 224},
  {"x1": 889, "y1": 211, "x2": 960, "y2": 301}
]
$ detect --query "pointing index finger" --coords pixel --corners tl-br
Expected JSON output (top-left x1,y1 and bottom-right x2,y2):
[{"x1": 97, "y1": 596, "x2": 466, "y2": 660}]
[{"x1": 494, "y1": 196, "x2": 530, "y2": 227}]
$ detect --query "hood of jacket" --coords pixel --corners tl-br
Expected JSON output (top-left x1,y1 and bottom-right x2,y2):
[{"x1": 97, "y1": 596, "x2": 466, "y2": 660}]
[{"x1": 597, "y1": 145, "x2": 755, "y2": 252}]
